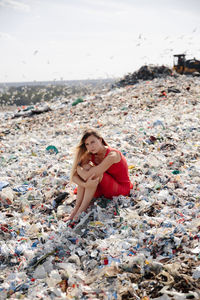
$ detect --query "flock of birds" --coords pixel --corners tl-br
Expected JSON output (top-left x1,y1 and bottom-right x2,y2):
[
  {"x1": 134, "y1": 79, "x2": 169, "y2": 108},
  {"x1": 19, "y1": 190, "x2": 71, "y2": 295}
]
[
  {"x1": 18, "y1": 27, "x2": 199, "y2": 66},
  {"x1": 0, "y1": 27, "x2": 199, "y2": 106}
]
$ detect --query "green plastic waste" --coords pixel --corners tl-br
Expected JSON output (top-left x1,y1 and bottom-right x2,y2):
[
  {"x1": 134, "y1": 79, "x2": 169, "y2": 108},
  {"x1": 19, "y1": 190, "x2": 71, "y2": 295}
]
[
  {"x1": 72, "y1": 98, "x2": 84, "y2": 106},
  {"x1": 46, "y1": 145, "x2": 58, "y2": 154},
  {"x1": 172, "y1": 170, "x2": 180, "y2": 175}
]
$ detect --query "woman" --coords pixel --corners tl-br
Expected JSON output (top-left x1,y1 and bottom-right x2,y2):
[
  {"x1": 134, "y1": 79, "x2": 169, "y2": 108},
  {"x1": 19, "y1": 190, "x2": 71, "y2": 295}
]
[{"x1": 66, "y1": 128, "x2": 132, "y2": 221}]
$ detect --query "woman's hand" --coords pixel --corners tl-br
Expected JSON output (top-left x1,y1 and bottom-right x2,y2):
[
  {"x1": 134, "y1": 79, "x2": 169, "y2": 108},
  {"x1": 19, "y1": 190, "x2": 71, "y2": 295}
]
[
  {"x1": 85, "y1": 174, "x2": 99, "y2": 188},
  {"x1": 77, "y1": 165, "x2": 94, "y2": 181}
]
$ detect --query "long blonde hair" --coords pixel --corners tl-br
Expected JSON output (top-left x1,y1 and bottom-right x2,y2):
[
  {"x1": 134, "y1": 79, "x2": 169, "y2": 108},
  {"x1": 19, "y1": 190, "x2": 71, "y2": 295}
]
[{"x1": 70, "y1": 128, "x2": 108, "y2": 182}]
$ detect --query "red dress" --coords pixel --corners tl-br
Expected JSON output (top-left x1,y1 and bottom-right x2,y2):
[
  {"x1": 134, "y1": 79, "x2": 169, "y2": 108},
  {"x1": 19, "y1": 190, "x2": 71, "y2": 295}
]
[{"x1": 92, "y1": 147, "x2": 133, "y2": 199}]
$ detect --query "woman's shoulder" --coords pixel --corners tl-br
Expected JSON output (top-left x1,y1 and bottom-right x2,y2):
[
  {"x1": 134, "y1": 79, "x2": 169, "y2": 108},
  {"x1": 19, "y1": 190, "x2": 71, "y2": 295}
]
[
  {"x1": 107, "y1": 147, "x2": 121, "y2": 163},
  {"x1": 107, "y1": 147, "x2": 121, "y2": 154}
]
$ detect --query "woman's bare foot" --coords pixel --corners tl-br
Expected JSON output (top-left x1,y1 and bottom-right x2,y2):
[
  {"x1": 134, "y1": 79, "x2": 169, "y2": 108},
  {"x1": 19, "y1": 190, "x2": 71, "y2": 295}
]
[
  {"x1": 62, "y1": 208, "x2": 78, "y2": 222},
  {"x1": 62, "y1": 214, "x2": 73, "y2": 222}
]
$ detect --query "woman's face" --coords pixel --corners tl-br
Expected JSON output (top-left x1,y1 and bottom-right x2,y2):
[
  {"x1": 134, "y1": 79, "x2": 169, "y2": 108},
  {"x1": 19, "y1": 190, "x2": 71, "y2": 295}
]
[{"x1": 85, "y1": 135, "x2": 102, "y2": 154}]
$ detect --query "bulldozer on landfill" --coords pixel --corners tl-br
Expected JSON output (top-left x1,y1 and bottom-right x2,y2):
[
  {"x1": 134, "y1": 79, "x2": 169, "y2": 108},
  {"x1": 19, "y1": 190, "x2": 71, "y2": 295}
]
[{"x1": 173, "y1": 54, "x2": 200, "y2": 75}]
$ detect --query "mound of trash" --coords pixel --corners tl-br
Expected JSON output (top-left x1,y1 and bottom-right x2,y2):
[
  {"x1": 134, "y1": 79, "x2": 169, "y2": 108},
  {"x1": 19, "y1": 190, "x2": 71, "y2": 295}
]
[
  {"x1": 116, "y1": 65, "x2": 173, "y2": 87},
  {"x1": 0, "y1": 74, "x2": 200, "y2": 299}
]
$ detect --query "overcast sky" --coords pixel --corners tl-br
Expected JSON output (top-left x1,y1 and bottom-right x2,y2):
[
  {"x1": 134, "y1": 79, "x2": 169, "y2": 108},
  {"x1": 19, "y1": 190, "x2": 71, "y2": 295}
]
[{"x1": 0, "y1": 0, "x2": 200, "y2": 83}]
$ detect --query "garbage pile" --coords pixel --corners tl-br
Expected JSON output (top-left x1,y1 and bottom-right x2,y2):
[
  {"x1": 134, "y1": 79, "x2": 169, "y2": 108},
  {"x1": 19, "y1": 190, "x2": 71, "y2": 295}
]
[
  {"x1": 12, "y1": 103, "x2": 52, "y2": 118},
  {"x1": 116, "y1": 65, "x2": 172, "y2": 87},
  {"x1": 0, "y1": 74, "x2": 200, "y2": 299}
]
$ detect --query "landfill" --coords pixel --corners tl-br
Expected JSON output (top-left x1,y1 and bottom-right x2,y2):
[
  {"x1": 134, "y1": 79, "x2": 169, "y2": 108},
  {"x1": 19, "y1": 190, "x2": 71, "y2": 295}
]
[
  {"x1": 0, "y1": 71, "x2": 200, "y2": 299},
  {"x1": 115, "y1": 65, "x2": 172, "y2": 87}
]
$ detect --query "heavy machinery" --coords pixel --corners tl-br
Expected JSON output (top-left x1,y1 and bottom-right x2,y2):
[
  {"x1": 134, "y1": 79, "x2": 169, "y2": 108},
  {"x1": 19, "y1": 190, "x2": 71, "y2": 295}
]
[{"x1": 173, "y1": 54, "x2": 200, "y2": 75}]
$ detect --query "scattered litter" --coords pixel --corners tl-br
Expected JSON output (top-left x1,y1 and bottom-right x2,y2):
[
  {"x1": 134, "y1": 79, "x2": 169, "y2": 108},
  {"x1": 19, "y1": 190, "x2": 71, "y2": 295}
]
[
  {"x1": 72, "y1": 97, "x2": 84, "y2": 106},
  {"x1": 0, "y1": 73, "x2": 200, "y2": 299},
  {"x1": 46, "y1": 145, "x2": 59, "y2": 155}
]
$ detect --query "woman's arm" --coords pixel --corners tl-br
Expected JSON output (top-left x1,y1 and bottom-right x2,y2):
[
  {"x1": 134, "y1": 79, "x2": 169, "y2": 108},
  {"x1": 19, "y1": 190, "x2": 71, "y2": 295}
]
[
  {"x1": 72, "y1": 172, "x2": 86, "y2": 188},
  {"x1": 77, "y1": 151, "x2": 120, "y2": 181},
  {"x1": 72, "y1": 172, "x2": 100, "y2": 188}
]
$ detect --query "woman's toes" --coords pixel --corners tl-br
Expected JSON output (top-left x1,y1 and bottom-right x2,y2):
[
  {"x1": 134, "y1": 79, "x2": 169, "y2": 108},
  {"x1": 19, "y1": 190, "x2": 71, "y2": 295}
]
[{"x1": 62, "y1": 214, "x2": 71, "y2": 222}]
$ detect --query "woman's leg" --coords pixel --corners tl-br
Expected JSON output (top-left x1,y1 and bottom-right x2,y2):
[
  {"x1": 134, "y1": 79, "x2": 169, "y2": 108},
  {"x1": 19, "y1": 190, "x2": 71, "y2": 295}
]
[
  {"x1": 73, "y1": 181, "x2": 99, "y2": 219},
  {"x1": 96, "y1": 172, "x2": 130, "y2": 199},
  {"x1": 64, "y1": 163, "x2": 95, "y2": 221},
  {"x1": 67, "y1": 185, "x2": 85, "y2": 220}
]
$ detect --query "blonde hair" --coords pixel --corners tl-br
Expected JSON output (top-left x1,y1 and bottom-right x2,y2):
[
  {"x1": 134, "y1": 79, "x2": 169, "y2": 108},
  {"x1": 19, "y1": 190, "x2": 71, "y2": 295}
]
[{"x1": 70, "y1": 128, "x2": 108, "y2": 182}]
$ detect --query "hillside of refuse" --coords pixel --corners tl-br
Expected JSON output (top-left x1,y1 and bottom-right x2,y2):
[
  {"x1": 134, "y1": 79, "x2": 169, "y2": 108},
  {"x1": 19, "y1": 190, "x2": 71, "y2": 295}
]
[{"x1": 0, "y1": 73, "x2": 200, "y2": 299}]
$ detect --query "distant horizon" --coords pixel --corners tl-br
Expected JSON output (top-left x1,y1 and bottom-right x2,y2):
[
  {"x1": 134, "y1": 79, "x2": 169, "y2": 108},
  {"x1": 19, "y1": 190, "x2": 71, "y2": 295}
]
[{"x1": 0, "y1": 77, "x2": 116, "y2": 87}]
